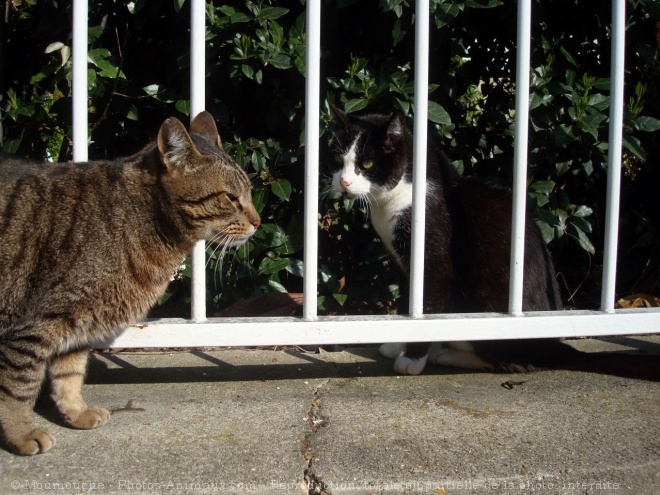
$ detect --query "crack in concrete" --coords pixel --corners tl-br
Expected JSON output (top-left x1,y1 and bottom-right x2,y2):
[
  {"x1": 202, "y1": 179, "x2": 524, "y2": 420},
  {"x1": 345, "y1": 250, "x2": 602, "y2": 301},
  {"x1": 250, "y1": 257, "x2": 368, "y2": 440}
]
[{"x1": 302, "y1": 380, "x2": 332, "y2": 495}]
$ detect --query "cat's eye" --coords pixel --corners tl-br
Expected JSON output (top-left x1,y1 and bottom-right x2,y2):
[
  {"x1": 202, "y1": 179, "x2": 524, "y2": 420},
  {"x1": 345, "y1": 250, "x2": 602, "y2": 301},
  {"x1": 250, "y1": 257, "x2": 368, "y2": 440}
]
[
  {"x1": 334, "y1": 155, "x2": 344, "y2": 164},
  {"x1": 362, "y1": 160, "x2": 374, "y2": 170},
  {"x1": 226, "y1": 193, "x2": 240, "y2": 207}
]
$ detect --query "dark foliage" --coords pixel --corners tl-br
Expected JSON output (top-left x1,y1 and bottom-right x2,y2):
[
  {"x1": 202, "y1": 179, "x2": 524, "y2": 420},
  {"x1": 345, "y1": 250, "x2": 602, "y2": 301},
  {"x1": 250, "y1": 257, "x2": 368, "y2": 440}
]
[{"x1": 1, "y1": 0, "x2": 658, "y2": 315}]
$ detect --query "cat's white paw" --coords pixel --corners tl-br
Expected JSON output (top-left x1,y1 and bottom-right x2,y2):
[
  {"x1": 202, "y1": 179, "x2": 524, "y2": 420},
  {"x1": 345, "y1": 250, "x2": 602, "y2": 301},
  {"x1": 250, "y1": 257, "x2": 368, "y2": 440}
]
[
  {"x1": 428, "y1": 342, "x2": 490, "y2": 370},
  {"x1": 379, "y1": 342, "x2": 406, "y2": 359},
  {"x1": 393, "y1": 355, "x2": 428, "y2": 375}
]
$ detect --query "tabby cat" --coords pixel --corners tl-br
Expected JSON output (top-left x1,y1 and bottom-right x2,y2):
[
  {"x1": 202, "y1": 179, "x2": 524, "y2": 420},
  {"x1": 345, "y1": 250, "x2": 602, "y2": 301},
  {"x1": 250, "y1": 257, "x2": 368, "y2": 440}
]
[
  {"x1": 328, "y1": 104, "x2": 582, "y2": 376},
  {"x1": 0, "y1": 111, "x2": 260, "y2": 455}
]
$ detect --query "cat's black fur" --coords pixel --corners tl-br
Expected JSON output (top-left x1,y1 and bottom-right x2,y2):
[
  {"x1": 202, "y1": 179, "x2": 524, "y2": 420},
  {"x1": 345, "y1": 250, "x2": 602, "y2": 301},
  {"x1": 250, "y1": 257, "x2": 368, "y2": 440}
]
[{"x1": 327, "y1": 105, "x2": 657, "y2": 377}]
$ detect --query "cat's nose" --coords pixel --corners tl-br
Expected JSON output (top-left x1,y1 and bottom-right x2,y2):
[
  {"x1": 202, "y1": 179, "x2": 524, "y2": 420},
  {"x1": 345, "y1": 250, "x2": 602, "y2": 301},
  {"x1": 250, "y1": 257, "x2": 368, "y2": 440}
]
[
  {"x1": 250, "y1": 213, "x2": 261, "y2": 229},
  {"x1": 339, "y1": 177, "x2": 352, "y2": 190}
]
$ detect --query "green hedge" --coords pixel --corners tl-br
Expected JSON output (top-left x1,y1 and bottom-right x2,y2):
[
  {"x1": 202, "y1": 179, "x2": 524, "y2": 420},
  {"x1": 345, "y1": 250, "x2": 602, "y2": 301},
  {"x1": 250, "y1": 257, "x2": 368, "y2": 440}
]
[{"x1": 2, "y1": 0, "x2": 658, "y2": 315}]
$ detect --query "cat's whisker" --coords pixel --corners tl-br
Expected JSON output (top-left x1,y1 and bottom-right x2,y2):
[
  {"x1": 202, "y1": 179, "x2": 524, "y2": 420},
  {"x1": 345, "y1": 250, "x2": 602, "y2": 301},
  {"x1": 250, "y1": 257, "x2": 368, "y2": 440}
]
[
  {"x1": 330, "y1": 141, "x2": 346, "y2": 156},
  {"x1": 319, "y1": 187, "x2": 330, "y2": 203},
  {"x1": 364, "y1": 195, "x2": 375, "y2": 220},
  {"x1": 366, "y1": 191, "x2": 380, "y2": 210},
  {"x1": 211, "y1": 233, "x2": 239, "y2": 293},
  {"x1": 240, "y1": 240, "x2": 251, "y2": 281},
  {"x1": 207, "y1": 230, "x2": 239, "y2": 295},
  {"x1": 205, "y1": 229, "x2": 233, "y2": 269}
]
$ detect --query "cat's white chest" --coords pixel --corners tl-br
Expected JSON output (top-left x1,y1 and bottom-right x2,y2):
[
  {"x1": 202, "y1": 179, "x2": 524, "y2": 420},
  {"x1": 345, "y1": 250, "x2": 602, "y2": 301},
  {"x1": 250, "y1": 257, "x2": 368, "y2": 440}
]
[{"x1": 371, "y1": 181, "x2": 413, "y2": 264}]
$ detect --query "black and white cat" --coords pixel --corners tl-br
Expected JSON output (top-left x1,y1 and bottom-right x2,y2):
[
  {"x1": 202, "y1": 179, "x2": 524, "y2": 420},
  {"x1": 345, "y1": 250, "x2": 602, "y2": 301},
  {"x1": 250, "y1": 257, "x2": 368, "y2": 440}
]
[{"x1": 327, "y1": 104, "x2": 573, "y2": 376}]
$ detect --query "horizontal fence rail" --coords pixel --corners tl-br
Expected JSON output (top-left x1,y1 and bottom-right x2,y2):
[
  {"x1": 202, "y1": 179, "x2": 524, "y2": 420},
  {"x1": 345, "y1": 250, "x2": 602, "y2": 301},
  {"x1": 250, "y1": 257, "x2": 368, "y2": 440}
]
[
  {"x1": 65, "y1": 0, "x2": 659, "y2": 348},
  {"x1": 106, "y1": 310, "x2": 660, "y2": 349}
]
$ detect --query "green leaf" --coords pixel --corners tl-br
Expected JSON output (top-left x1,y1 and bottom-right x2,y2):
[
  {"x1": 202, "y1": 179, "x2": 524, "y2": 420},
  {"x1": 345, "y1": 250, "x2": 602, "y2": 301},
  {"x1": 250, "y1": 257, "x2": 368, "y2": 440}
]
[
  {"x1": 535, "y1": 220, "x2": 555, "y2": 244},
  {"x1": 258, "y1": 224, "x2": 288, "y2": 248},
  {"x1": 434, "y1": 3, "x2": 462, "y2": 28},
  {"x1": 175, "y1": 99, "x2": 190, "y2": 116},
  {"x1": 530, "y1": 92, "x2": 545, "y2": 111},
  {"x1": 560, "y1": 46, "x2": 578, "y2": 67},
  {"x1": 258, "y1": 257, "x2": 290, "y2": 275},
  {"x1": 142, "y1": 84, "x2": 160, "y2": 96},
  {"x1": 623, "y1": 134, "x2": 646, "y2": 160},
  {"x1": 554, "y1": 125, "x2": 576, "y2": 145},
  {"x1": 572, "y1": 205, "x2": 593, "y2": 218},
  {"x1": 581, "y1": 111, "x2": 607, "y2": 127},
  {"x1": 427, "y1": 101, "x2": 452, "y2": 124},
  {"x1": 586, "y1": 93, "x2": 609, "y2": 111},
  {"x1": 571, "y1": 216, "x2": 593, "y2": 234},
  {"x1": 292, "y1": 52, "x2": 306, "y2": 75},
  {"x1": 2, "y1": 128, "x2": 24, "y2": 154},
  {"x1": 333, "y1": 293, "x2": 348, "y2": 306},
  {"x1": 466, "y1": 0, "x2": 503, "y2": 7},
  {"x1": 593, "y1": 78, "x2": 611, "y2": 90},
  {"x1": 86, "y1": 68, "x2": 97, "y2": 90},
  {"x1": 344, "y1": 98, "x2": 368, "y2": 113},
  {"x1": 394, "y1": 98, "x2": 410, "y2": 115},
  {"x1": 271, "y1": 179, "x2": 292, "y2": 201},
  {"x1": 555, "y1": 160, "x2": 571, "y2": 176},
  {"x1": 319, "y1": 263, "x2": 336, "y2": 287},
  {"x1": 267, "y1": 53, "x2": 292, "y2": 70},
  {"x1": 531, "y1": 180, "x2": 555, "y2": 194},
  {"x1": 241, "y1": 64, "x2": 255, "y2": 79},
  {"x1": 127, "y1": 105, "x2": 139, "y2": 121},
  {"x1": 554, "y1": 208, "x2": 568, "y2": 230},
  {"x1": 87, "y1": 48, "x2": 112, "y2": 66},
  {"x1": 267, "y1": 279, "x2": 288, "y2": 293},
  {"x1": 251, "y1": 187, "x2": 268, "y2": 214},
  {"x1": 392, "y1": 17, "x2": 405, "y2": 46},
  {"x1": 285, "y1": 258, "x2": 304, "y2": 278},
  {"x1": 45, "y1": 41, "x2": 65, "y2": 53},
  {"x1": 218, "y1": 5, "x2": 237, "y2": 16},
  {"x1": 251, "y1": 150, "x2": 265, "y2": 172},
  {"x1": 95, "y1": 58, "x2": 125, "y2": 79},
  {"x1": 568, "y1": 224, "x2": 595, "y2": 255},
  {"x1": 632, "y1": 116, "x2": 660, "y2": 133},
  {"x1": 57, "y1": 45, "x2": 70, "y2": 66},
  {"x1": 259, "y1": 7, "x2": 289, "y2": 20},
  {"x1": 529, "y1": 192, "x2": 550, "y2": 208},
  {"x1": 172, "y1": 0, "x2": 185, "y2": 13}
]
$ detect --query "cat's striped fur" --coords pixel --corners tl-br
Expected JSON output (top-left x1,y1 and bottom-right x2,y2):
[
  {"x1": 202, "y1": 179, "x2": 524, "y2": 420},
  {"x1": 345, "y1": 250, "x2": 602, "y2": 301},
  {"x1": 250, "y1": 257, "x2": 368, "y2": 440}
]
[{"x1": 0, "y1": 112, "x2": 259, "y2": 455}]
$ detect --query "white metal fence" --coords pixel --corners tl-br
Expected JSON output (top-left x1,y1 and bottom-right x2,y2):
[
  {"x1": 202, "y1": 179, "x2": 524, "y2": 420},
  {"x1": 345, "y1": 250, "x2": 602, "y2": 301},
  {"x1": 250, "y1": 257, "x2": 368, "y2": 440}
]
[{"x1": 68, "y1": 0, "x2": 659, "y2": 349}]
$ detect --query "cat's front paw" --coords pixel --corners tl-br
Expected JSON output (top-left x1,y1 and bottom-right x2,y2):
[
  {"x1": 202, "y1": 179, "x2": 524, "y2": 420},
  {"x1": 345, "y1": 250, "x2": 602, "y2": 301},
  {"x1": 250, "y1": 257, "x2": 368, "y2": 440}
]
[
  {"x1": 7, "y1": 427, "x2": 56, "y2": 456},
  {"x1": 393, "y1": 355, "x2": 428, "y2": 375},
  {"x1": 379, "y1": 342, "x2": 406, "y2": 359},
  {"x1": 65, "y1": 406, "x2": 110, "y2": 430}
]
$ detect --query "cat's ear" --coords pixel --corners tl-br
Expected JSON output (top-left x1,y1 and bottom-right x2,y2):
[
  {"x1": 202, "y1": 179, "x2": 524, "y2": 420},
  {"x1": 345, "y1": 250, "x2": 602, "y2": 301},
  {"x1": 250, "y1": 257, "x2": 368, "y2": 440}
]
[
  {"x1": 189, "y1": 111, "x2": 224, "y2": 151},
  {"x1": 329, "y1": 102, "x2": 350, "y2": 128},
  {"x1": 383, "y1": 111, "x2": 406, "y2": 153},
  {"x1": 157, "y1": 117, "x2": 199, "y2": 174}
]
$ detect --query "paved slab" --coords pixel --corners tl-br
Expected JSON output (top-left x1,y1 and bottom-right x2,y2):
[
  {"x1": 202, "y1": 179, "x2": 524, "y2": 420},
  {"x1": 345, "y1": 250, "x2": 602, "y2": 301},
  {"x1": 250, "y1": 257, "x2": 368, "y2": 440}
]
[{"x1": 0, "y1": 337, "x2": 658, "y2": 495}]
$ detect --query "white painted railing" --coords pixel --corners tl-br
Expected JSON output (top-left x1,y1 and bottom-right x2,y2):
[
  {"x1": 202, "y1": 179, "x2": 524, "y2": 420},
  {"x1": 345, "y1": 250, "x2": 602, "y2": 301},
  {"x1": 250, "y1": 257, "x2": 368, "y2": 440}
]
[{"x1": 68, "y1": 0, "x2": 658, "y2": 348}]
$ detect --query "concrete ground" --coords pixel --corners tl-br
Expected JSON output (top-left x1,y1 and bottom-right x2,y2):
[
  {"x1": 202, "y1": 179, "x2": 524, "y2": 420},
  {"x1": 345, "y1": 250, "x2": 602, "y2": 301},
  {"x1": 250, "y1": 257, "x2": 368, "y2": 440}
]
[{"x1": 0, "y1": 336, "x2": 658, "y2": 495}]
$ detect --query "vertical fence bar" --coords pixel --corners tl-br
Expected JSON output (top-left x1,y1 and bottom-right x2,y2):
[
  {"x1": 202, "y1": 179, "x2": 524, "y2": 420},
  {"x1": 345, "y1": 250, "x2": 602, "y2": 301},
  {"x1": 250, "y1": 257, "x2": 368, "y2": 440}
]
[
  {"x1": 508, "y1": 0, "x2": 532, "y2": 316},
  {"x1": 303, "y1": 0, "x2": 321, "y2": 321},
  {"x1": 601, "y1": 0, "x2": 626, "y2": 313},
  {"x1": 72, "y1": 0, "x2": 88, "y2": 162},
  {"x1": 0, "y1": 1, "x2": 5, "y2": 146},
  {"x1": 409, "y1": 0, "x2": 430, "y2": 319},
  {"x1": 190, "y1": 0, "x2": 207, "y2": 322},
  {"x1": 302, "y1": 0, "x2": 321, "y2": 321}
]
